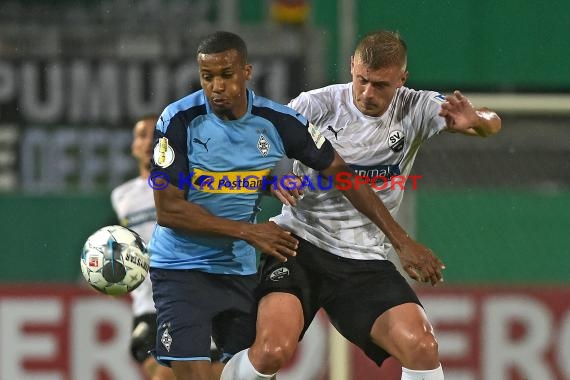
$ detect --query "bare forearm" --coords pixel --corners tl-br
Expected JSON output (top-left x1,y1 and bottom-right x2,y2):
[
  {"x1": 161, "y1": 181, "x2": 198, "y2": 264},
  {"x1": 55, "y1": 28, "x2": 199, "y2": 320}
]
[
  {"x1": 151, "y1": 182, "x2": 298, "y2": 262},
  {"x1": 154, "y1": 188, "x2": 252, "y2": 241},
  {"x1": 340, "y1": 181, "x2": 409, "y2": 250},
  {"x1": 158, "y1": 203, "x2": 249, "y2": 239},
  {"x1": 472, "y1": 108, "x2": 501, "y2": 137},
  {"x1": 322, "y1": 154, "x2": 411, "y2": 249}
]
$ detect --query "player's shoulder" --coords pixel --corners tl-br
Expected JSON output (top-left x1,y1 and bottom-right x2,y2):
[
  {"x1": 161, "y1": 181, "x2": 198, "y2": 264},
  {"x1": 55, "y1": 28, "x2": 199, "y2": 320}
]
[
  {"x1": 396, "y1": 86, "x2": 446, "y2": 108},
  {"x1": 306, "y1": 82, "x2": 349, "y2": 96},
  {"x1": 158, "y1": 90, "x2": 207, "y2": 132},
  {"x1": 291, "y1": 83, "x2": 349, "y2": 111},
  {"x1": 298, "y1": 83, "x2": 349, "y2": 102},
  {"x1": 251, "y1": 90, "x2": 296, "y2": 115},
  {"x1": 251, "y1": 91, "x2": 308, "y2": 125}
]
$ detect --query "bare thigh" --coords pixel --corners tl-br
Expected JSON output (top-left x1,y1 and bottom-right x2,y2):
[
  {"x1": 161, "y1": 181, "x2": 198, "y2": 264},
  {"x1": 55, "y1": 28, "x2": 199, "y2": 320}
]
[{"x1": 249, "y1": 292, "x2": 305, "y2": 371}]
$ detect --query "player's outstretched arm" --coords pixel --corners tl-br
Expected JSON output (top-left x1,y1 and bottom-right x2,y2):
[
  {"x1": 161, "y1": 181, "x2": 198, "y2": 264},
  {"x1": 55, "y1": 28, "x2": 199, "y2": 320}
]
[
  {"x1": 439, "y1": 90, "x2": 501, "y2": 137},
  {"x1": 320, "y1": 152, "x2": 445, "y2": 285},
  {"x1": 153, "y1": 184, "x2": 298, "y2": 262}
]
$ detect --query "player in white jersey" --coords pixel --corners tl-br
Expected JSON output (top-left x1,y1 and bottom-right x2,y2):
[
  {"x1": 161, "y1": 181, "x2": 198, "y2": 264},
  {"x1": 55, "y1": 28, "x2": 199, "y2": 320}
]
[
  {"x1": 113, "y1": 115, "x2": 223, "y2": 380},
  {"x1": 111, "y1": 115, "x2": 177, "y2": 380},
  {"x1": 273, "y1": 84, "x2": 446, "y2": 260},
  {"x1": 221, "y1": 30, "x2": 501, "y2": 380}
]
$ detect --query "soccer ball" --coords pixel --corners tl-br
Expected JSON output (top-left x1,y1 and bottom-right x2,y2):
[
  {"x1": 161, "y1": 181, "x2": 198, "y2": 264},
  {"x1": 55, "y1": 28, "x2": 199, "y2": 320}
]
[{"x1": 80, "y1": 225, "x2": 149, "y2": 296}]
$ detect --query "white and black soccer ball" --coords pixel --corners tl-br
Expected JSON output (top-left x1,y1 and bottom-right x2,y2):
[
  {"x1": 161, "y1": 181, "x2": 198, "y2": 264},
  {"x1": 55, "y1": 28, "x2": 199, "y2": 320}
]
[{"x1": 80, "y1": 225, "x2": 149, "y2": 296}]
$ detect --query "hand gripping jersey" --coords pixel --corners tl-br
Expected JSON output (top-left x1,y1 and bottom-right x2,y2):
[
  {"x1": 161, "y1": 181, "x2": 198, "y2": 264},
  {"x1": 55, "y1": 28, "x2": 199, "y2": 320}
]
[
  {"x1": 272, "y1": 83, "x2": 447, "y2": 261},
  {"x1": 149, "y1": 89, "x2": 334, "y2": 275},
  {"x1": 111, "y1": 177, "x2": 157, "y2": 317}
]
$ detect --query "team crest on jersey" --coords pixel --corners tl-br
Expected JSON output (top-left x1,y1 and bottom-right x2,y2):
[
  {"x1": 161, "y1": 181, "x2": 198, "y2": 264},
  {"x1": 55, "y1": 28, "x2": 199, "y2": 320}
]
[
  {"x1": 269, "y1": 267, "x2": 290, "y2": 281},
  {"x1": 257, "y1": 134, "x2": 270, "y2": 157},
  {"x1": 153, "y1": 137, "x2": 175, "y2": 168},
  {"x1": 308, "y1": 123, "x2": 325, "y2": 149},
  {"x1": 388, "y1": 130, "x2": 405, "y2": 152}
]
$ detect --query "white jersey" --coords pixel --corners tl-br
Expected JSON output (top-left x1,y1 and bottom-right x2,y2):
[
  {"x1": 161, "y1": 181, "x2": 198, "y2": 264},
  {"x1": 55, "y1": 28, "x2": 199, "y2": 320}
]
[
  {"x1": 272, "y1": 83, "x2": 446, "y2": 260},
  {"x1": 111, "y1": 176, "x2": 157, "y2": 316}
]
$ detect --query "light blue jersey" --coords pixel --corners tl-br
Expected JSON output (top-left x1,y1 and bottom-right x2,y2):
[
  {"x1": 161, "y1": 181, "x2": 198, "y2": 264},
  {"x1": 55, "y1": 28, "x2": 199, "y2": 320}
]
[{"x1": 149, "y1": 89, "x2": 334, "y2": 275}]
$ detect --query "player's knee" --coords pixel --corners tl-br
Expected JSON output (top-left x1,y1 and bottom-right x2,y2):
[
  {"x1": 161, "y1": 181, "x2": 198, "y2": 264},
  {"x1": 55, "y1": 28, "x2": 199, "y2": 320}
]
[
  {"x1": 251, "y1": 339, "x2": 297, "y2": 373},
  {"x1": 416, "y1": 333, "x2": 439, "y2": 358},
  {"x1": 403, "y1": 332, "x2": 439, "y2": 367},
  {"x1": 150, "y1": 364, "x2": 175, "y2": 380}
]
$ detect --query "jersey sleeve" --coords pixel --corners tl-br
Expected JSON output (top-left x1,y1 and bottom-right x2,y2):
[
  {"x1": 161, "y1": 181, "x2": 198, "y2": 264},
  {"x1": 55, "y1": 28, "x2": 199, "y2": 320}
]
[
  {"x1": 412, "y1": 91, "x2": 448, "y2": 141},
  {"x1": 286, "y1": 120, "x2": 335, "y2": 171},
  {"x1": 257, "y1": 105, "x2": 334, "y2": 171},
  {"x1": 151, "y1": 112, "x2": 189, "y2": 188},
  {"x1": 282, "y1": 93, "x2": 334, "y2": 170},
  {"x1": 110, "y1": 188, "x2": 120, "y2": 216},
  {"x1": 288, "y1": 91, "x2": 328, "y2": 126}
]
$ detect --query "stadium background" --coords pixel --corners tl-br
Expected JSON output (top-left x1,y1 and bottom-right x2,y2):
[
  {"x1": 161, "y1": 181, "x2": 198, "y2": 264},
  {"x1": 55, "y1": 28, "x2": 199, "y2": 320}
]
[{"x1": 0, "y1": 1, "x2": 569, "y2": 379}]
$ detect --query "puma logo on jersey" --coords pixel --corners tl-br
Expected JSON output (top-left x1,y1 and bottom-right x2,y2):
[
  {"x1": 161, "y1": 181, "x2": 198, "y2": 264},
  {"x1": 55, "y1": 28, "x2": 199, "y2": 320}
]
[
  {"x1": 327, "y1": 125, "x2": 343, "y2": 140},
  {"x1": 192, "y1": 137, "x2": 211, "y2": 152},
  {"x1": 388, "y1": 130, "x2": 405, "y2": 152}
]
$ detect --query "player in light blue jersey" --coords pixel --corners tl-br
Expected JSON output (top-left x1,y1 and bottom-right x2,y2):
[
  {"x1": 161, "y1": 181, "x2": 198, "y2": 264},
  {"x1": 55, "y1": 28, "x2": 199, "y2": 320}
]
[
  {"x1": 147, "y1": 30, "x2": 334, "y2": 380},
  {"x1": 148, "y1": 31, "x2": 448, "y2": 380}
]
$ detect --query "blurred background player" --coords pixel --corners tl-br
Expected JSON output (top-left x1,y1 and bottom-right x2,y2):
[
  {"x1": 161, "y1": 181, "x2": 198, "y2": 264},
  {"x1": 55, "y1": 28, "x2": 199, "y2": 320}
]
[
  {"x1": 111, "y1": 115, "x2": 177, "y2": 380},
  {"x1": 111, "y1": 115, "x2": 222, "y2": 379}
]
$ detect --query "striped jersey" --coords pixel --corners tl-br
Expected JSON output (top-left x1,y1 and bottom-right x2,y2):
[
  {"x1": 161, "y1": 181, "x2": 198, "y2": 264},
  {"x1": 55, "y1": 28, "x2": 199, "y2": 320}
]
[
  {"x1": 148, "y1": 89, "x2": 334, "y2": 274},
  {"x1": 272, "y1": 83, "x2": 446, "y2": 260},
  {"x1": 111, "y1": 177, "x2": 157, "y2": 317}
]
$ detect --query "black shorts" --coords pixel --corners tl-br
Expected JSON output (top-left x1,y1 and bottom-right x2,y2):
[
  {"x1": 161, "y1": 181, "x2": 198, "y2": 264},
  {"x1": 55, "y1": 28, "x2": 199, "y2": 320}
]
[
  {"x1": 150, "y1": 268, "x2": 257, "y2": 365},
  {"x1": 131, "y1": 313, "x2": 158, "y2": 363},
  {"x1": 257, "y1": 236, "x2": 421, "y2": 366}
]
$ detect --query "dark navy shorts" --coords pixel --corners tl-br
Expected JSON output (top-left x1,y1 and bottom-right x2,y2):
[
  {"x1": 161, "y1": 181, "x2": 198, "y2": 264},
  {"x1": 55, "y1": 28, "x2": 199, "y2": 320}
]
[
  {"x1": 150, "y1": 268, "x2": 257, "y2": 365},
  {"x1": 257, "y1": 236, "x2": 421, "y2": 366}
]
